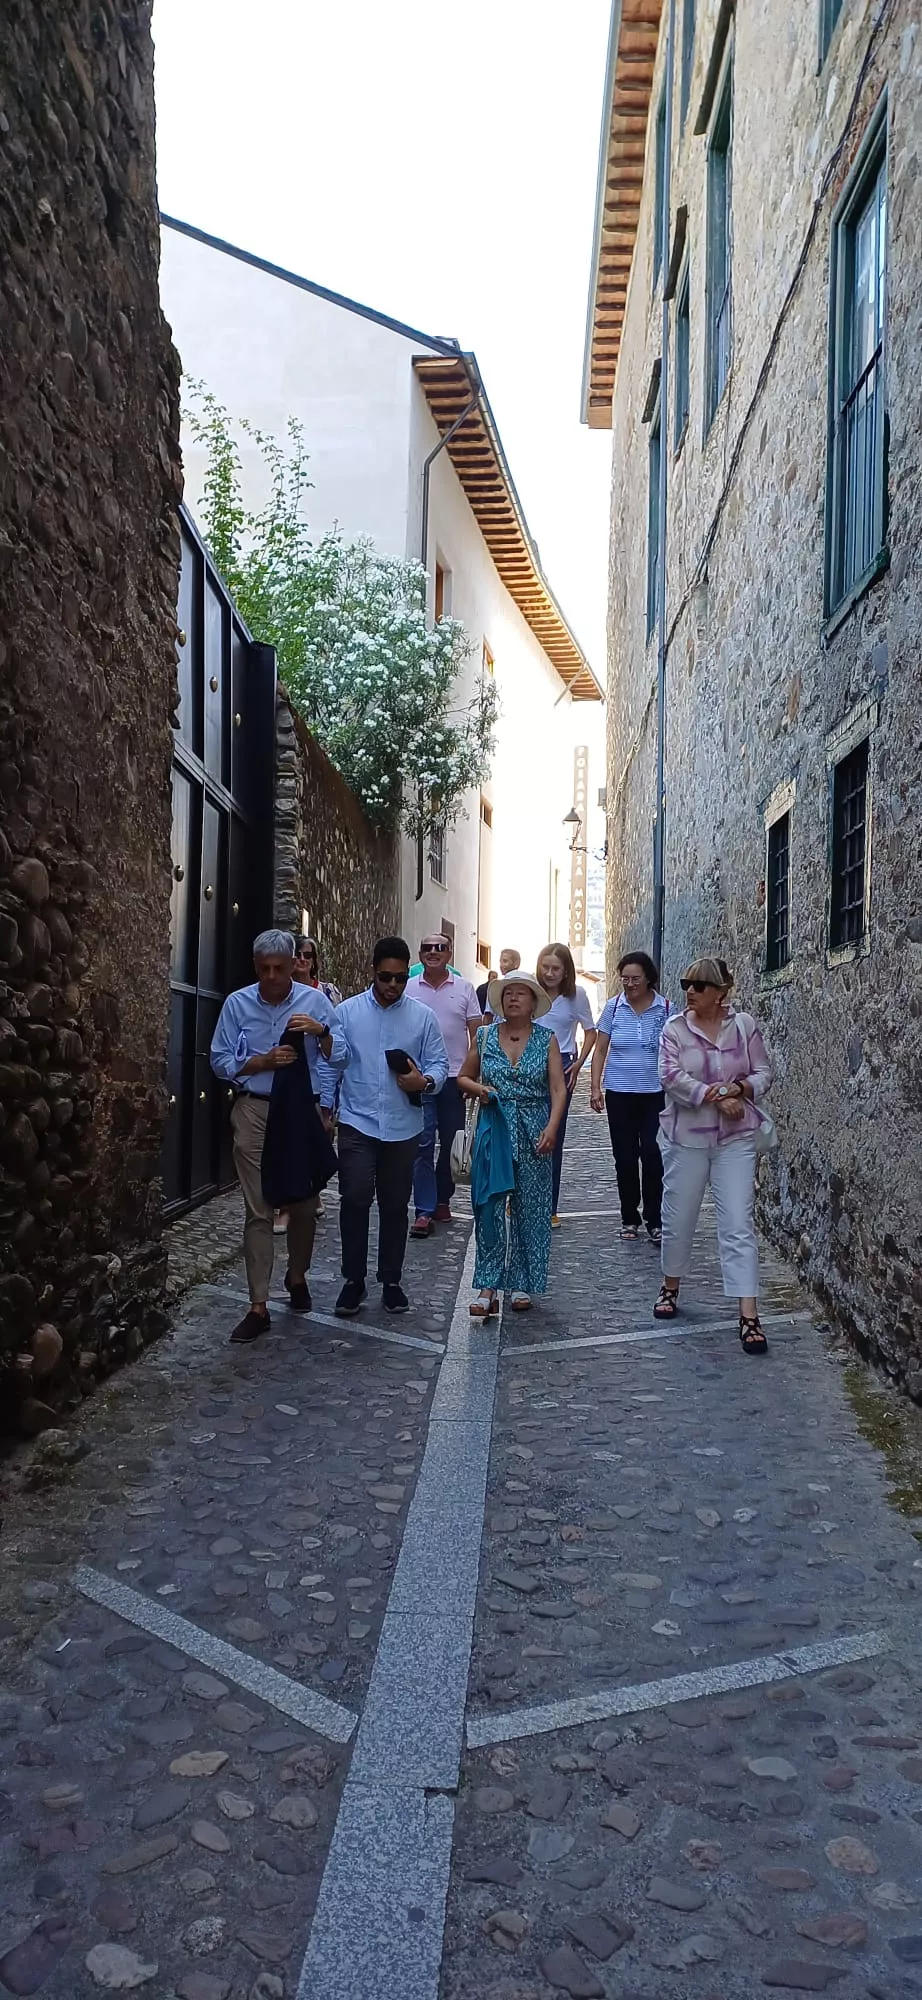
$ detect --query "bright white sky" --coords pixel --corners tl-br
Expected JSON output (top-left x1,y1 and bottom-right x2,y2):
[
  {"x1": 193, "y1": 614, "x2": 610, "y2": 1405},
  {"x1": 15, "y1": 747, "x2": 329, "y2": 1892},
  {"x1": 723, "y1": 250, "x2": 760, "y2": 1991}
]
[{"x1": 151, "y1": 0, "x2": 613, "y2": 675}]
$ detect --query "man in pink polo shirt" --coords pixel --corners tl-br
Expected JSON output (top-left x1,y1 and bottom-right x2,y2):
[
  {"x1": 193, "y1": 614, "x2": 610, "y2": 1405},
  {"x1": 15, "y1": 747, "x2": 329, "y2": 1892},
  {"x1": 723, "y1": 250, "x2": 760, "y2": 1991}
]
[{"x1": 407, "y1": 935, "x2": 481, "y2": 1235}]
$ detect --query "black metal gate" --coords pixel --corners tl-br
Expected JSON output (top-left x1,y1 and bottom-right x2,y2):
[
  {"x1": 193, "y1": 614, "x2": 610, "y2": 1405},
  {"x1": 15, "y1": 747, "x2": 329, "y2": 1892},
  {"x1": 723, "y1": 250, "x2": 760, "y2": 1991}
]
[{"x1": 163, "y1": 508, "x2": 276, "y2": 1216}]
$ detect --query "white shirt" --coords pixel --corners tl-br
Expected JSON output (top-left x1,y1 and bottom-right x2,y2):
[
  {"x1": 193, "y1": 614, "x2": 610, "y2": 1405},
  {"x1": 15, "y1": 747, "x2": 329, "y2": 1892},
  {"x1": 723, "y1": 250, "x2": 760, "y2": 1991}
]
[{"x1": 542, "y1": 989, "x2": 596, "y2": 1057}]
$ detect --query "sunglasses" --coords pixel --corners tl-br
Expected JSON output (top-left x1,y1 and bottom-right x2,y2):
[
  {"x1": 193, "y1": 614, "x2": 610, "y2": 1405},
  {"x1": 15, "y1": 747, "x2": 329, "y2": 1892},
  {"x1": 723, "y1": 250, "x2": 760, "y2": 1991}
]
[
  {"x1": 422, "y1": 941, "x2": 449, "y2": 952},
  {"x1": 681, "y1": 978, "x2": 719, "y2": 993},
  {"x1": 377, "y1": 969, "x2": 408, "y2": 986}
]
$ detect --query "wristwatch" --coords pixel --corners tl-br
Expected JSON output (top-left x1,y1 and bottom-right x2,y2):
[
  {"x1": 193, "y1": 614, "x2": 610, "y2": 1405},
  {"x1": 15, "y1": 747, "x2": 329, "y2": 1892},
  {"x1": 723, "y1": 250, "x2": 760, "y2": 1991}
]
[{"x1": 422, "y1": 1075, "x2": 435, "y2": 1093}]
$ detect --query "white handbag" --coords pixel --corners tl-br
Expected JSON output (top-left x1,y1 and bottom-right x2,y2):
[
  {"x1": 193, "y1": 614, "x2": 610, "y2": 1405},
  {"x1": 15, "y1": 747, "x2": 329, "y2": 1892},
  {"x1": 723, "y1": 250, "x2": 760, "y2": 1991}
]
[{"x1": 450, "y1": 1102, "x2": 479, "y2": 1183}]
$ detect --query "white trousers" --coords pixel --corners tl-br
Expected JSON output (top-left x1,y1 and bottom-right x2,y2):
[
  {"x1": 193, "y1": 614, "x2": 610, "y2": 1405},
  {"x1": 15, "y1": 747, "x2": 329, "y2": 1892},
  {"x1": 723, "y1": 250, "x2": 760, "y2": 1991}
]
[{"x1": 661, "y1": 1136, "x2": 760, "y2": 1298}]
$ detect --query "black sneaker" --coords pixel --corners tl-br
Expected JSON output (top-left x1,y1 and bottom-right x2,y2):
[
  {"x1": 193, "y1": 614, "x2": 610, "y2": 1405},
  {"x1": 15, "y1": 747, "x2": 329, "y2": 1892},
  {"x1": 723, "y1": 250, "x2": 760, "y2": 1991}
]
[
  {"x1": 335, "y1": 1280, "x2": 366, "y2": 1317},
  {"x1": 382, "y1": 1283, "x2": 409, "y2": 1314},
  {"x1": 230, "y1": 1308, "x2": 270, "y2": 1344},
  {"x1": 284, "y1": 1272, "x2": 313, "y2": 1312}
]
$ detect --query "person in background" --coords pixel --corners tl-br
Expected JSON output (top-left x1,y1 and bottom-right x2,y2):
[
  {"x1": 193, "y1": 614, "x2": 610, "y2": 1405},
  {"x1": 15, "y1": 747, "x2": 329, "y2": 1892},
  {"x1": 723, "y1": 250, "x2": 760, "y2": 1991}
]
[
  {"x1": 326, "y1": 936, "x2": 449, "y2": 1318},
  {"x1": 458, "y1": 971, "x2": 566, "y2": 1315},
  {"x1": 408, "y1": 937, "x2": 481, "y2": 1236},
  {"x1": 535, "y1": 943, "x2": 597, "y2": 1228},
  {"x1": 480, "y1": 947, "x2": 521, "y2": 1022},
  {"x1": 293, "y1": 934, "x2": 343, "y2": 1009},
  {"x1": 476, "y1": 968, "x2": 498, "y2": 1015},
  {"x1": 273, "y1": 935, "x2": 342, "y2": 1233},
  {"x1": 590, "y1": 951, "x2": 669, "y2": 1242},
  {"x1": 656, "y1": 956, "x2": 773, "y2": 1355},
  {"x1": 210, "y1": 930, "x2": 344, "y2": 1344}
]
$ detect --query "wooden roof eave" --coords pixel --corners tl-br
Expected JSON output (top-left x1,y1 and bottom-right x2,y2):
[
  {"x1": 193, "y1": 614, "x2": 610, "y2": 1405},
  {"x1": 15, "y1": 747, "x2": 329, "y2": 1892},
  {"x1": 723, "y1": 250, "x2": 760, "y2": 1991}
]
[
  {"x1": 413, "y1": 356, "x2": 602, "y2": 701},
  {"x1": 581, "y1": 0, "x2": 664, "y2": 430}
]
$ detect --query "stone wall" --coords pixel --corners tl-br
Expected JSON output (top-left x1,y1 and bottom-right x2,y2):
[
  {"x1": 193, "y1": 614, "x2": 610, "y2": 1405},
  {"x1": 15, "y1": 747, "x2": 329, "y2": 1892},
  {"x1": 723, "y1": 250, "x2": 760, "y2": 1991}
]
[
  {"x1": 602, "y1": 0, "x2": 922, "y2": 1384},
  {"x1": 274, "y1": 692, "x2": 400, "y2": 995},
  {"x1": 0, "y1": 0, "x2": 181, "y2": 1428}
]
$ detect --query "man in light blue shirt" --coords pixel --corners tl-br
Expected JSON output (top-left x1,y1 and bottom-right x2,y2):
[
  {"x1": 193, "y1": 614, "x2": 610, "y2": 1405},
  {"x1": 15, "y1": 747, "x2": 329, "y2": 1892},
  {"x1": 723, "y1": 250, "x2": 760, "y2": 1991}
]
[
  {"x1": 326, "y1": 935, "x2": 448, "y2": 1319},
  {"x1": 210, "y1": 928, "x2": 346, "y2": 1343}
]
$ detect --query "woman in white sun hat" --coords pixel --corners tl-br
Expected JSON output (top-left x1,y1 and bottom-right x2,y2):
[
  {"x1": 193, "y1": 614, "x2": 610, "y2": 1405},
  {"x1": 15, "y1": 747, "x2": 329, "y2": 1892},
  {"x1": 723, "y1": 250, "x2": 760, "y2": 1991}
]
[{"x1": 457, "y1": 971, "x2": 567, "y2": 1317}]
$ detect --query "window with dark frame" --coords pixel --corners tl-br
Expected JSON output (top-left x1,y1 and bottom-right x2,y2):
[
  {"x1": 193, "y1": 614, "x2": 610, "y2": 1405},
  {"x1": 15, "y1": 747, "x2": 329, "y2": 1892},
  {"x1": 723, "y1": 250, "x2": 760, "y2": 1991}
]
[
  {"x1": 428, "y1": 816, "x2": 446, "y2": 886},
  {"x1": 705, "y1": 59, "x2": 733, "y2": 431},
  {"x1": 680, "y1": 0, "x2": 696, "y2": 123},
  {"x1": 830, "y1": 738, "x2": 869, "y2": 948},
  {"x1": 827, "y1": 123, "x2": 887, "y2": 615},
  {"x1": 820, "y1": 0, "x2": 845, "y2": 61},
  {"x1": 765, "y1": 811, "x2": 791, "y2": 972},
  {"x1": 653, "y1": 86, "x2": 667, "y2": 286},
  {"x1": 675, "y1": 263, "x2": 691, "y2": 448},
  {"x1": 646, "y1": 393, "x2": 662, "y2": 640}
]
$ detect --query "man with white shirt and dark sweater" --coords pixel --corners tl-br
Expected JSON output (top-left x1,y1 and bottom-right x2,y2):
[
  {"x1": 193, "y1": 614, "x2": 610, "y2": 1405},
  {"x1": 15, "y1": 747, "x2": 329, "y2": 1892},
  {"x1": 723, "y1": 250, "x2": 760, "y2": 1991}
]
[
  {"x1": 320, "y1": 936, "x2": 448, "y2": 1318},
  {"x1": 210, "y1": 929, "x2": 344, "y2": 1343}
]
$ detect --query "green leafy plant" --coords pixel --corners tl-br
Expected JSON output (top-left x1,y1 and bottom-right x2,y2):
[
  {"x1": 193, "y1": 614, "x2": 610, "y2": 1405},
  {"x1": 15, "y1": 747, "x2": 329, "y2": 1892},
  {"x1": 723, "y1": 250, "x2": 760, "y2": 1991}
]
[{"x1": 186, "y1": 386, "x2": 497, "y2": 838}]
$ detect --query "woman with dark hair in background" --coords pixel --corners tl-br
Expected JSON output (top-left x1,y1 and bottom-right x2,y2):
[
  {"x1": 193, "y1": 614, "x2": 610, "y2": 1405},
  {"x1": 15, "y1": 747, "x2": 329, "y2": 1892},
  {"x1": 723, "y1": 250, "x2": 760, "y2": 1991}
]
[
  {"x1": 275, "y1": 936, "x2": 343, "y2": 1231},
  {"x1": 535, "y1": 942, "x2": 597, "y2": 1227},
  {"x1": 590, "y1": 951, "x2": 668, "y2": 1241}
]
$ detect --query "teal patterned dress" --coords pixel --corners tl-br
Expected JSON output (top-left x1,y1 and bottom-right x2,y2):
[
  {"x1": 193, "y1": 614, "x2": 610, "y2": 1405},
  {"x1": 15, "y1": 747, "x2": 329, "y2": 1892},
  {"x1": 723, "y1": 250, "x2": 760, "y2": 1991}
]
[{"x1": 473, "y1": 1022, "x2": 553, "y2": 1295}]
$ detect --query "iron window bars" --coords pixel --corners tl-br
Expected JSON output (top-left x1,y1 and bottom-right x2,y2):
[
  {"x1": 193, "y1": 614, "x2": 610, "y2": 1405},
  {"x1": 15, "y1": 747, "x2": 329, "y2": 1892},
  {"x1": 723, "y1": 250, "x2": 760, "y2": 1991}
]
[
  {"x1": 830, "y1": 739, "x2": 869, "y2": 948},
  {"x1": 765, "y1": 812, "x2": 791, "y2": 971}
]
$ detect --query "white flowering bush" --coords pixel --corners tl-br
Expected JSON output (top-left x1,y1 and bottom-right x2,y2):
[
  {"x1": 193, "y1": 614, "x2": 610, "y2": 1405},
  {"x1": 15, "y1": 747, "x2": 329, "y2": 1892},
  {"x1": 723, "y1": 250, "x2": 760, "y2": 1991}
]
[{"x1": 187, "y1": 388, "x2": 497, "y2": 838}]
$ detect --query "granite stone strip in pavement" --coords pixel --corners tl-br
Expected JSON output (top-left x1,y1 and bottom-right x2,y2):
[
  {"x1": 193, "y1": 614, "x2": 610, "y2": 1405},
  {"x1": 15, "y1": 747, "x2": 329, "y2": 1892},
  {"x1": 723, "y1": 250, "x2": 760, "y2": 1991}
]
[
  {"x1": 504, "y1": 1311, "x2": 812, "y2": 1357},
  {"x1": 297, "y1": 1228, "x2": 498, "y2": 1999},
  {"x1": 466, "y1": 1629, "x2": 890, "y2": 1746},
  {"x1": 74, "y1": 1564, "x2": 358, "y2": 1741},
  {"x1": 196, "y1": 1282, "x2": 447, "y2": 1353}
]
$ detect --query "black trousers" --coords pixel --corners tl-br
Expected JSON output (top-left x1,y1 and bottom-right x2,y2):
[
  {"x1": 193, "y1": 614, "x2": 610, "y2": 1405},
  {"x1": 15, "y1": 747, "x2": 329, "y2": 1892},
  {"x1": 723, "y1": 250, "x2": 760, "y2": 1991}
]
[
  {"x1": 605, "y1": 1090, "x2": 665, "y2": 1228},
  {"x1": 337, "y1": 1123, "x2": 419, "y2": 1285}
]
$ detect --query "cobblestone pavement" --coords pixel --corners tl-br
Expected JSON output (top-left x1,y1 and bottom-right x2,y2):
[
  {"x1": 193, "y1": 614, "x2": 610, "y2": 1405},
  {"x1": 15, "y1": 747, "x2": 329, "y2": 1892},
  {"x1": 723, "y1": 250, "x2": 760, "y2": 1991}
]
[{"x1": 2, "y1": 1089, "x2": 922, "y2": 2000}]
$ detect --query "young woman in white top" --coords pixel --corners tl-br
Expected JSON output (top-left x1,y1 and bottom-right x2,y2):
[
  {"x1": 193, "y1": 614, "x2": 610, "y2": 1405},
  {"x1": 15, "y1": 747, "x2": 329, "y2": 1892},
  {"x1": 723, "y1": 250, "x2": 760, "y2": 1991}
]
[{"x1": 535, "y1": 943, "x2": 597, "y2": 1227}]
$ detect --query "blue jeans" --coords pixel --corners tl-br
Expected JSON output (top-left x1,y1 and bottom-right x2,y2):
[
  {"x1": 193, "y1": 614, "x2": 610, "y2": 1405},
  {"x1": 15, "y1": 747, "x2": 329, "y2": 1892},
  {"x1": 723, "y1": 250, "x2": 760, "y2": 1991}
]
[
  {"x1": 413, "y1": 1077, "x2": 465, "y2": 1217},
  {"x1": 551, "y1": 1056, "x2": 575, "y2": 1212}
]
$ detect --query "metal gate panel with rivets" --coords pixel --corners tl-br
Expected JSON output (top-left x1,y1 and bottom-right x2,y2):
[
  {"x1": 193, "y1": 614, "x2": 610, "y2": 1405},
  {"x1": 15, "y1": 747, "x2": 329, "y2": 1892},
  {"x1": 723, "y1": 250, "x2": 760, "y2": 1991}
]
[{"x1": 164, "y1": 508, "x2": 276, "y2": 1216}]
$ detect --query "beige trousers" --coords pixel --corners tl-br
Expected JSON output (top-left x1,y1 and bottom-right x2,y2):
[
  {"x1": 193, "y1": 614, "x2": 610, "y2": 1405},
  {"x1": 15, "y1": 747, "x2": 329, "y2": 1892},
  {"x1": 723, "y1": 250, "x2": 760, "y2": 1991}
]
[{"x1": 231, "y1": 1094, "x2": 318, "y2": 1304}]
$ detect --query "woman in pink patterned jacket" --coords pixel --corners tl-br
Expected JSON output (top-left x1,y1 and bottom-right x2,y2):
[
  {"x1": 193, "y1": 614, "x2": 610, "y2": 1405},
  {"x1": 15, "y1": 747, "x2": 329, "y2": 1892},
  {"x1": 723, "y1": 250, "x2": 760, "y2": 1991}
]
[{"x1": 655, "y1": 957, "x2": 773, "y2": 1355}]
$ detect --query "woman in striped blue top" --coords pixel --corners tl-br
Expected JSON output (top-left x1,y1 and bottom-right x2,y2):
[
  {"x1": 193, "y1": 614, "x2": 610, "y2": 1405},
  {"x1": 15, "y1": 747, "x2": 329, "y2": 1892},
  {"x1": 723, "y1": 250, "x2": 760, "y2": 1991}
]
[{"x1": 589, "y1": 951, "x2": 669, "y2": 1241}]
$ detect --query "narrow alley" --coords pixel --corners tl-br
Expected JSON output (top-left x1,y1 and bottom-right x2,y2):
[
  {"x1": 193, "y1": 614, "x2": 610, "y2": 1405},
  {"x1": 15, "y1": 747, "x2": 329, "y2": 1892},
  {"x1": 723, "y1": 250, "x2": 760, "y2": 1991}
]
[{"x1": 2, "y1": 1092, "x2": 921, "y2": 2000}]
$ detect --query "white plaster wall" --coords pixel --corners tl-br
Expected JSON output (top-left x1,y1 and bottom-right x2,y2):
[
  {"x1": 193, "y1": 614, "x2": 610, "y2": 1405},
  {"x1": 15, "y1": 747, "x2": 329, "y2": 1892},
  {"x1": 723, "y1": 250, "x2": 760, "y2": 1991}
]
[
  {"x1": 407, "y1": 379, "x2": 580, "y2": 980},
  {"x1": 159, "y1": 225, "x2": 437, "y2": 555}
]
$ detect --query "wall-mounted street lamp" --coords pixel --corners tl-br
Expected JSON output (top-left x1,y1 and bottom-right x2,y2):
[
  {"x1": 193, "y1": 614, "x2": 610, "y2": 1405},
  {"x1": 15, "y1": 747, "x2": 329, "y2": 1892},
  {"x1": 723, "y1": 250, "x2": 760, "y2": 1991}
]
[{"x1": 563, "y1": 807, "x2": 583, "y2": 851}]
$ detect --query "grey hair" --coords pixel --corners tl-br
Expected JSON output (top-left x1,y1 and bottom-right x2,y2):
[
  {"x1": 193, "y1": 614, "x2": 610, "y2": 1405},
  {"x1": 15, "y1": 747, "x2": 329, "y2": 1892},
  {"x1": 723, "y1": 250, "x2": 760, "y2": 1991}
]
[{"x1": 253, "y1": 928, "x2": 295, "y2": 960}]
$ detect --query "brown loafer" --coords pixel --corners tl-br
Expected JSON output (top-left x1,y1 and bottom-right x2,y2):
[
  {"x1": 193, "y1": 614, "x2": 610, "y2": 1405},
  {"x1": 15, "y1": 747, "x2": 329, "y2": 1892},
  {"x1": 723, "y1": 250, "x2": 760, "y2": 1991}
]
[{"x1": 230, "y1": 1309, "x2": 270, "y2": 1344}]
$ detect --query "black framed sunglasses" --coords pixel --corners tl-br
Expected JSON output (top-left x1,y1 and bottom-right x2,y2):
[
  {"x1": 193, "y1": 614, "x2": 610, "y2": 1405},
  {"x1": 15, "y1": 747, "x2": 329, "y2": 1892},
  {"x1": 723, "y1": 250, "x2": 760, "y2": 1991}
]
[
  {"x1": 377, "y1": 969, "x2": 408, "y2": 986},
  {"x1": 422, "y1": 940, "x2": 450, "y2": 952},
  {"x1": 681, "y1": 977, "x2": 718, "y2": 993}
]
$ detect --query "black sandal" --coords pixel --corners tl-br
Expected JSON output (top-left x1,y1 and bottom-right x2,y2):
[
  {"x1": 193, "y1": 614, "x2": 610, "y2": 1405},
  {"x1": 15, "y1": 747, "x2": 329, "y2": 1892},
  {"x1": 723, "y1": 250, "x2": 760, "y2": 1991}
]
[
  {"x1": 739, "y1": 1314, "x2": 768, "y2": 1355},
  {"x1": 653, "y1": 1286, "x2": 680, "y2": 1320}
]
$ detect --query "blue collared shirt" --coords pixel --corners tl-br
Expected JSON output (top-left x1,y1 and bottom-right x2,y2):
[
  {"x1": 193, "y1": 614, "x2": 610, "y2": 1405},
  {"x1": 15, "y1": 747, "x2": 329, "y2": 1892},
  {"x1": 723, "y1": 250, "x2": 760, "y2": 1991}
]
[
  {"x1": 210, "y1": 980, "x2": 345, "y2": 1104},
  {"x1": 323, "y1": 987, "x2": 448, "y2": 1141}
]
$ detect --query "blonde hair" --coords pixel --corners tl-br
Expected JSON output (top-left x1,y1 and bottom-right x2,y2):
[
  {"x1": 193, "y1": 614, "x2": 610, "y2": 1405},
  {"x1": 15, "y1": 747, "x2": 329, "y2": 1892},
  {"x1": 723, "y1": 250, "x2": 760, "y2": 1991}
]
[{"x1": 683, "y1": 956, "x2": 734, "y2": 994}]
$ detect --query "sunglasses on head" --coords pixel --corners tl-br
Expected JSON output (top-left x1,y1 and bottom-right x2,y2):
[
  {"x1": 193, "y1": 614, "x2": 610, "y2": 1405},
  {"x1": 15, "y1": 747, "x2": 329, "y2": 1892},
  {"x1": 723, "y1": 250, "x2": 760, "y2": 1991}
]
[
  {"x1": 377, "y1": 969, "x2": 408, "y2": 985},
  {"x1": 681, "y1": 977, "x2": 719, "y2": 993}
]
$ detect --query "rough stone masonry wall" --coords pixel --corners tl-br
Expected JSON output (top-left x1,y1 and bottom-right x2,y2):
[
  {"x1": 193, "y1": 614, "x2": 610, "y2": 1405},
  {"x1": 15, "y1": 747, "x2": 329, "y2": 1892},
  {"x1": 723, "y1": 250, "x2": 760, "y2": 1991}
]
[
  {"x1": 605, "y1": 0, "x2": 922, "y2": 1385},
  {"x1": 0, "y1": 0, "x2": 181, "y2": 1428},
  {"x1": 274, "y1": 692, "x2": 400, "y2": 996}
]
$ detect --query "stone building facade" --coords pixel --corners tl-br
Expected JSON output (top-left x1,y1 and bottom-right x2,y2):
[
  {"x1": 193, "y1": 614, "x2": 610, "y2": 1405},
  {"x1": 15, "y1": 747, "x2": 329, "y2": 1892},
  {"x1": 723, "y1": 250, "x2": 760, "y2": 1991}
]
[
  {"x1": 274, "y1": 692, "x2": 400, "y2": 996},
  {"x1": 584, "y1": 0, "x2": 922, "y2": 1382},
  {"x1": 0, "y1": 0, "x2": 183, "y2": 1427}
]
